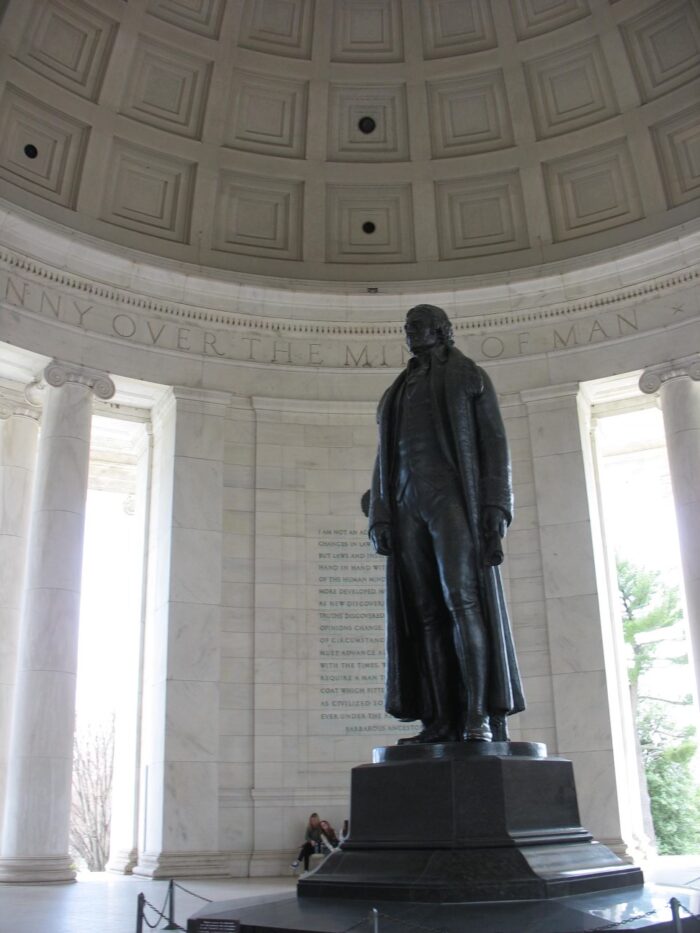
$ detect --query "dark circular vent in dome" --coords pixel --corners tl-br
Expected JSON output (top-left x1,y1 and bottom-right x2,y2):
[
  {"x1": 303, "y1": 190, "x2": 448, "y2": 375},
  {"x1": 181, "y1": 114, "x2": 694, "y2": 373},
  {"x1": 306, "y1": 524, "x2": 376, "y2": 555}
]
[{"x1": 358, "y1": 116, "x2": 376, "y2": 134}]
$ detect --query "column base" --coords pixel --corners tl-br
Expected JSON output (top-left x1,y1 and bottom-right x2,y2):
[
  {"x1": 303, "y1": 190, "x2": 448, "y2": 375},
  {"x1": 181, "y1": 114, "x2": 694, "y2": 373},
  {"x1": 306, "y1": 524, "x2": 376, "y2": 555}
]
[
  {"x1": 133, "y1": 851, "x2": 231, "y2": 878},
  {"x1": 0, "y1": 855, "x2": 76, "y2": 883},
  {"x1": 106, "y1": 847, "x2": 138, "y2": 874}
]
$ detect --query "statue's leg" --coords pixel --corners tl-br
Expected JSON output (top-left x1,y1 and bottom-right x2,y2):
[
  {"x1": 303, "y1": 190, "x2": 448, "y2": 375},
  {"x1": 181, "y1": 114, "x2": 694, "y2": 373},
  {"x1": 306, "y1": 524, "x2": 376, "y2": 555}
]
[
  {"x1": 428, "y1": 484, "x2": 492, "y2": 742},
  {"x1": 395, "y1": 501, "x2": 457, "y2": 745},
  {"x1": 449, "y1": 607, "x2": 492, "y2": 742},
  {"x1": 420, "y1": 614, "x2": 457, "y2": 741}
]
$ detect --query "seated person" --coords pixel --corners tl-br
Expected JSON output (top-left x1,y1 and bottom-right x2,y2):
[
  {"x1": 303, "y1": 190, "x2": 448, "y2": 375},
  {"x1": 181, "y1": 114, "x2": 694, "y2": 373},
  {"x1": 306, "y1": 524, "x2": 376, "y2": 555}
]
[
  {"x1": 290, "y1": 812, "x2": 322, "y2": 871},
  {"x1": 319, "y1": 819, "x2": 339, "y2": 851}
]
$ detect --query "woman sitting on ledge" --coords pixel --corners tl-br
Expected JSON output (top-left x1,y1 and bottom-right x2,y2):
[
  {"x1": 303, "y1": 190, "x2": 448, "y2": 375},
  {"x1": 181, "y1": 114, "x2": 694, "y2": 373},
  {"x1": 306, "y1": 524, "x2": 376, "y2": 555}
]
[
  {"x1": 290, "y1": 812, "x2": 323, "y2": 872},
  {"x1": 320, "y1": 819, "x2": 339, "y2": 852}
]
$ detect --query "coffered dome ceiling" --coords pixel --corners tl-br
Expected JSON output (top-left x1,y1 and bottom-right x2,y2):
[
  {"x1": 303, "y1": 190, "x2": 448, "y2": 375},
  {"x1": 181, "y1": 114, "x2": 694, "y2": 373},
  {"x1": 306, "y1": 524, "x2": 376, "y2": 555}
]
[{"x1": 0, "y1": 0, "x2": 698, "y2": 285}]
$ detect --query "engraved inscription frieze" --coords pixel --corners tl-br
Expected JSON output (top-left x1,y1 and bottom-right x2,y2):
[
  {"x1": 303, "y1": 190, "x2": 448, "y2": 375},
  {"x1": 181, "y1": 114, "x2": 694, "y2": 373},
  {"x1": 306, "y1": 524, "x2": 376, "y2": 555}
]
[{"x1": 0, "y1": 264, "x2": 694, "y2": 369}]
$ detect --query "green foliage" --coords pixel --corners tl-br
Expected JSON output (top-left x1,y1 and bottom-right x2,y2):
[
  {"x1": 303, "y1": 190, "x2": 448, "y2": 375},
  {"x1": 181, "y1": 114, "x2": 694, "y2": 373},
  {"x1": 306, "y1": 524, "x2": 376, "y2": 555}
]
[
  {"x1": 616, "y1": 559, "x2": 700, "y2": 854},
  {"x1": 616, "y1": 558, "x2": 683, "y2": 686},
  {"x1": 638, "y1": 706, "x2": 700, "y2": 854}
]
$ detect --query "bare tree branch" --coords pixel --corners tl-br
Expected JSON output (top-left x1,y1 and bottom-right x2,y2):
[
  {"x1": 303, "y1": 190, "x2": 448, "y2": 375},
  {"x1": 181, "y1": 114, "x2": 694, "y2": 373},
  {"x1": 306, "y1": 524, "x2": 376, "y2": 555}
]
[{"x1": 70, "y1": 717, "x2": 114, "y2": 872}]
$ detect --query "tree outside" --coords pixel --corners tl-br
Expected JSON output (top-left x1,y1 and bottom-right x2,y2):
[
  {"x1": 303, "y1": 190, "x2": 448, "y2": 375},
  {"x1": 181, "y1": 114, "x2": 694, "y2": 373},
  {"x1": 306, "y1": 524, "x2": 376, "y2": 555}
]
[
  {"x1": 70, "y1": 717, "x2": 115, "y2": 872},
  {"x1": 617, "y1": 558, "x2": 700, "y2": 854}
]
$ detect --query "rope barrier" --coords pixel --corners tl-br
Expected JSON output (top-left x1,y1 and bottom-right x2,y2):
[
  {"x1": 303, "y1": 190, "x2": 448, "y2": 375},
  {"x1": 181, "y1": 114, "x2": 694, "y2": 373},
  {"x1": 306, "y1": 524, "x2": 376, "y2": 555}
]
[
  {"x1": 589, "y1": 908, "x2": 659, "y2": 930},
  {"x1": 172, "y1": 880, "x2": 213, "y2": 902},
  {"x1": 673, "y1": 896, "x2": 700, "y2": 918},
  {"x1": 139, "y1": 895, "x2": 185, "y2": 930},
  {"x1": 135, "y1": 880, "x2": 185, "y2": 932}
]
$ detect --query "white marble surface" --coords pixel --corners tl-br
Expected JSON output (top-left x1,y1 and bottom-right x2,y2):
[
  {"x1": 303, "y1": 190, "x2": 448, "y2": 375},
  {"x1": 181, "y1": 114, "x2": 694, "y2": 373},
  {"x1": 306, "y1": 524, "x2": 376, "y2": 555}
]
[
  {"x1": 135, "y1": 391, "x2": 225, "y2": 877},
  {"x1": 525, "y1": 385, "x2": 624, "y2": 848},
  {"x1": 0, "y1": 375, "x2": 98, "y2": 881},
  {"x1": 0, "y1": 410, "x2": 38, "y2": 840},
  {"x1": 657, "y1": 369, "x2": 700, "y2": 705}
]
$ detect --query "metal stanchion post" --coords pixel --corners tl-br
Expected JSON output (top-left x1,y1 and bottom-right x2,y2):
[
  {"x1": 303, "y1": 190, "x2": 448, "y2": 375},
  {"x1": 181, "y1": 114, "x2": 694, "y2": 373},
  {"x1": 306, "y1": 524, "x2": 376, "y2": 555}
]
[
  {"x1": 670, "y1": 897, "x2": 683, "y2": 933},
  {"x1": 164, "y1": 878, "x2": 178, "y2": 930},
  {"x1": 136, "y1": 892, "x2": 145, "y2": 933},
  {"x1": 369, "y1": 907, "x2": 379, "y2": 932}
]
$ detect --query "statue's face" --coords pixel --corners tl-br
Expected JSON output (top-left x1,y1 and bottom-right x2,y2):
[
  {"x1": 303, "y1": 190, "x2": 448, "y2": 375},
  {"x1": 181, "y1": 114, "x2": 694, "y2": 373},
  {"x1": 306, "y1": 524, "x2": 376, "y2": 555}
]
[{"x1": 404, "y1": 308, "x2": 439, "y2": 353}]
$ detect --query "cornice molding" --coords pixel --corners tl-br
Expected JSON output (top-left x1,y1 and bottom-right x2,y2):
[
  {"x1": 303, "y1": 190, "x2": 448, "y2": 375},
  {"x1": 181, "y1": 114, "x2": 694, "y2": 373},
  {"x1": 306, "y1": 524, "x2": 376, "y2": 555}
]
[{"x1": 0, "y1": 243, "x2": 698, "y2": 340}]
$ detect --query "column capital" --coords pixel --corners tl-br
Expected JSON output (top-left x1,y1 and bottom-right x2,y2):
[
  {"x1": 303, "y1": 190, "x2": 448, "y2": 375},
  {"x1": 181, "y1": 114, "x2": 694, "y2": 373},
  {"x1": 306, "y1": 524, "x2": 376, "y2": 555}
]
[
  {"x1": 44, "y1": 360, "x2": 115, "y2": 400},
  {"x1": 0, "y1": 384, "x2": 42, "y2": 422},
  {"x1": 639, "y1": 355, "x2": 700, "y2": 395}
]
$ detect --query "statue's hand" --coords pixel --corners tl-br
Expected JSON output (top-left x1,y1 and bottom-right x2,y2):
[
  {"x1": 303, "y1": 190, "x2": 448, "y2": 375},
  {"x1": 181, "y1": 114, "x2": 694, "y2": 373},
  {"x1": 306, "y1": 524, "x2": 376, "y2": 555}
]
[
  {"x1": 370, "y1": 523, "x2": 392, "y2": 556},
  {"x1": 482, "y1": 506, "x2": 507, "y2": 539},
  {"x1": 482, "y1": 506, "x2": 507, "y2": 567}
]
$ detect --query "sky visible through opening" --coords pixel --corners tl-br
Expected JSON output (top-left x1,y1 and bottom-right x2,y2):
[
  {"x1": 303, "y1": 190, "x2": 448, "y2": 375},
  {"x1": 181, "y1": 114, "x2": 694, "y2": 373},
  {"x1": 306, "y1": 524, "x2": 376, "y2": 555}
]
[{"x1": 76, "y1": 486, "x2": 140, "y2": 730}]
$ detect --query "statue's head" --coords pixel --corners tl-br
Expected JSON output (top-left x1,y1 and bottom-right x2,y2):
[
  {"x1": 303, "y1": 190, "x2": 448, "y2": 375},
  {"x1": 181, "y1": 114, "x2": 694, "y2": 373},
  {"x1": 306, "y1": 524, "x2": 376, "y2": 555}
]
[{"x1": 405, "y1": 304, "x2": 455, "y2": 353}]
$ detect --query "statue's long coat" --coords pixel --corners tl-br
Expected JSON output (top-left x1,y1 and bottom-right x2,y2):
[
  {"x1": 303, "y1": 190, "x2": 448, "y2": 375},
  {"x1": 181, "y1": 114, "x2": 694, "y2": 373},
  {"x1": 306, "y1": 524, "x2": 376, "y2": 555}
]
[{"x1": 369, "y1": 345, "x2": 526, "y2": 722}]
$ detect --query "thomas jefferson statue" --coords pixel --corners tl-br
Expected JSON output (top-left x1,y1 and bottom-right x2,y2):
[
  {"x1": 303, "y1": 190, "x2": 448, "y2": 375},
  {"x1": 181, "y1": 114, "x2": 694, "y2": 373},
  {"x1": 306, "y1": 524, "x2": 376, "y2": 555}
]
[{"x1": 368, "y1": 304, "x2": 524, "y2": 744}]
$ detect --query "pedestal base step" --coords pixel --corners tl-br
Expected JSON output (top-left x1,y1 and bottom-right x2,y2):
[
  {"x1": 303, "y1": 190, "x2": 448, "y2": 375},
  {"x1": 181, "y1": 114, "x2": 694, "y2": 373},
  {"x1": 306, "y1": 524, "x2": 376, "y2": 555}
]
[
  {"x1": 299, "y1": 843, "x2": 642, "y2": 902},
  {"x1": 187, "y1": 884, "x2": 700, "y2": 933},
  {"x1": 299, "y1": 743, "x2": 643, "y2": 903}
]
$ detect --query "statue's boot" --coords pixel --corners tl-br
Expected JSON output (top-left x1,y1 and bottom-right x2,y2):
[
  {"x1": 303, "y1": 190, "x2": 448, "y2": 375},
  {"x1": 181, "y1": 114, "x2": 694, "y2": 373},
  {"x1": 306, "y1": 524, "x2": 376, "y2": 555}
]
[
  {"x1": 490, "y1": 713, "x2": 509, "y2": 742},
  {"x1": 451, "y1": 607, "x2": 493, "y2": 742},
  {"x1": 397, "y1": 722, "x2": 456, "y2": 744},
  {"x1": 397, "y1": 620, "x2": 457, "y2": 745}
]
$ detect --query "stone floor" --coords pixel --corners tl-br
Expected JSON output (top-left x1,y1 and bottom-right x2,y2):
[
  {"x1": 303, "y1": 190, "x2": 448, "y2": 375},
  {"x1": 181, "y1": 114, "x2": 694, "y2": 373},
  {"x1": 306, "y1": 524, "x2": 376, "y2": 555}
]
[{"x1": 0, "y1": 856, "x2": 698, "y2": 933}]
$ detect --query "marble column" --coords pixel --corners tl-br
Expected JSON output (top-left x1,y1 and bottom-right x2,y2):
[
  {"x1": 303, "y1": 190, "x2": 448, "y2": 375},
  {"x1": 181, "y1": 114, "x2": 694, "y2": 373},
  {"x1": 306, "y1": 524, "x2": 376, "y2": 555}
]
[
  {"x1": 0, "y1": 394, "x2": 40, "y2": 840},
  {"x1": 0, "y1": 360, "x2": 114, "y2": 883},
  {"x1": 640, "y1": 356, "x2": 700, "y2": 706}
]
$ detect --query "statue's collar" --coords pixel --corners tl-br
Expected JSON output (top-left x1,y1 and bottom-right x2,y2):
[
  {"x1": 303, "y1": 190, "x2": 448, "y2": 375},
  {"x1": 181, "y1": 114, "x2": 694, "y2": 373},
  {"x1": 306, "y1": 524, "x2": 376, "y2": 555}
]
[{"x1": 407, "y1": 344, "x2": 449, "y2": 370}]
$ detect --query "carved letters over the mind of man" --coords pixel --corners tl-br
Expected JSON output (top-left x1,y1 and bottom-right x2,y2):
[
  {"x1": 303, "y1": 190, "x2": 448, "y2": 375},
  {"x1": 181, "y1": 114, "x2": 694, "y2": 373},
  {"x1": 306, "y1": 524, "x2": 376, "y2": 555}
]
[{"x1": 368, "y1": 304, "x2": 525, "y2": 744}]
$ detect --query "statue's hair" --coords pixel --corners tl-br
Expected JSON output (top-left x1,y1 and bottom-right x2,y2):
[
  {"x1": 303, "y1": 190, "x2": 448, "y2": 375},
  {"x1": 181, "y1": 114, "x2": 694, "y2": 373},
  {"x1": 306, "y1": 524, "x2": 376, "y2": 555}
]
[{"x1": 407, "y1": 304, "x2": 455, "y2": 347}]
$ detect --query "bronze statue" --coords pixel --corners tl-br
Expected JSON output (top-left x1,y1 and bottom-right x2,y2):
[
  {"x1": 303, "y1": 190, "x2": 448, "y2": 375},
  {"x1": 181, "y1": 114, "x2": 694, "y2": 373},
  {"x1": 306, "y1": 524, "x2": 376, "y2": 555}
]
[{"x1": 368, "y1": 304, "x2": 524, "y2": 744}]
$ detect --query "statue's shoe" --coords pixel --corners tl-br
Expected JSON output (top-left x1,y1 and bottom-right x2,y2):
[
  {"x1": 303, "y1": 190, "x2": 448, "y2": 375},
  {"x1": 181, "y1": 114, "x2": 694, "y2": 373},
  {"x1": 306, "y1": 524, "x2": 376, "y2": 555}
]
[
  {"x1": 397, "y1": 724, "x2": 458, "y2": 745},
  {"x1": 462, "y1": 716, "x2": 493, "y2": 742},
  {"x1": 489, "y1": 713, "x2": 508, "y2": 742}
]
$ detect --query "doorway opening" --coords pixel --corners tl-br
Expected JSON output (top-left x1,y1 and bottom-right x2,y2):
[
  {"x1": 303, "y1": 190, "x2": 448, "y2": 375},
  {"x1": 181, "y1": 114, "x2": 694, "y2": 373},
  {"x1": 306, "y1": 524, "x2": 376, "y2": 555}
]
[
  {"x1": 71, "y1": 414, "x2": 149, "y2": 873},
  {"x1": 585, "y1": 378, "x2": 700, "y2": 856}
]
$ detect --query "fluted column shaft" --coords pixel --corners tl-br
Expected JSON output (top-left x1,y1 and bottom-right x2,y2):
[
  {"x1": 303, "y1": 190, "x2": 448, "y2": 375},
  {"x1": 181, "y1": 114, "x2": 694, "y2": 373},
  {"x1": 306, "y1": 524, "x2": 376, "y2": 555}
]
[
  {"x1": 0, "y1": 401, "x2": 40, "y2": 840},
  {"x1": 640, "y1": 356, "x2": 700, "y2": 707},
  {"x1": 0, "y1": 361, "x2": 114, "y2": 883}
]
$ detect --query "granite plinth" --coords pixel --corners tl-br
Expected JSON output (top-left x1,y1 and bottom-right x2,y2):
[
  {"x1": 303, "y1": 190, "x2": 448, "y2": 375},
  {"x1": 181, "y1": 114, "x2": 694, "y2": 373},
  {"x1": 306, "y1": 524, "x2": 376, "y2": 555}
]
[
  {"x1": 298, "y1": 742, "x2": 643, "y2": 902},
  {"x1": 187, "y1": 884, "x2": 700, "y2": 933}
]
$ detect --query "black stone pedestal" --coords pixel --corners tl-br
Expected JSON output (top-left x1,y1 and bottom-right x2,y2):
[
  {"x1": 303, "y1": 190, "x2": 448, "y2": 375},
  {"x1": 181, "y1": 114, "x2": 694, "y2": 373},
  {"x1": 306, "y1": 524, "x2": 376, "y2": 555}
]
[{"x1": 298, "y1": 742, "x2": 643, "y2": 902}]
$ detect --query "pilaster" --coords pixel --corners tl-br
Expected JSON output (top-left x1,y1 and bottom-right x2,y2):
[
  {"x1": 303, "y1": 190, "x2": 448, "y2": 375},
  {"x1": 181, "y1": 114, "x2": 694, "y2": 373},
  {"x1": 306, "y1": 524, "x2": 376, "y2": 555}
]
[
  {"x1": 133, "y1": 387, "x2": 230, "y2": 878},
  {"x1": 521, "y1": 384, "x2": 628, "y2": 853}
]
